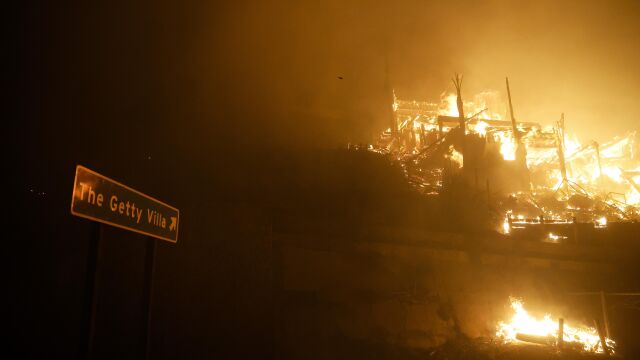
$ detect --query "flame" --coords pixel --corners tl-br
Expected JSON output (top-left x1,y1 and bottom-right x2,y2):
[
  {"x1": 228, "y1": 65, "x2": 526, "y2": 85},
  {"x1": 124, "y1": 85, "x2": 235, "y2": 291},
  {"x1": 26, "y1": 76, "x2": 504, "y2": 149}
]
[
  {"x1": 446, "y1": 145, "x2": 464, "y2": 168},
  {"x1": 502, "y1": 215, "x2": 511, "y2": 234},
  {"x1": 474, "y1": 121, "x2": 489, "y2": 137},
  {"x1": 441, "y1": 93, "x2": 459, "y2": 117},
  {"x1": 496, "y1": 298, "x2": 615, "y2": 353},
  {"x1": 373, "y1": 88, "x2": 640, "y2": 216},
  {"x1": 439, "y1": 91, "x2": 503, "y2": 120},
  {"x1": 546, "y1": 232, "x2": 564, "y2": 243},
  {"x1": 564, "y1": 135, "x2": 582, "y2": 157},
  {"x1": 601, "y1": 167, "x2": 623, "y2": 182},
  {"x1": 496, "y1": 132, "x2": 516, "y2": 161},
  {"x1": 392, "y1": 89, "x2": 399, "y2": 112}
]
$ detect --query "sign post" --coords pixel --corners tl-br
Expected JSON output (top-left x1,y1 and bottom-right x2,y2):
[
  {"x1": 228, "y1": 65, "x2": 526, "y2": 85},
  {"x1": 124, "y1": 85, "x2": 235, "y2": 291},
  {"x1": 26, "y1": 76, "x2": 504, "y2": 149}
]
[
  {"x1": 71, "y1": 165, "x2": 179, "y2": 359},
  {"x1": 71, "y1": 165, "x2": 179, "y2": 243},
  {"x1": 82, "y1": 222, "x2": 102, "y2": 359}
]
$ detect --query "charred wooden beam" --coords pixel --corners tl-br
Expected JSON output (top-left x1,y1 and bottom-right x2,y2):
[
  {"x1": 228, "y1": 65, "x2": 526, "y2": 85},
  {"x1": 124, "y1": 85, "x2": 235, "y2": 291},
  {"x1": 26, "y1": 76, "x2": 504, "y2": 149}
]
[
  {"x1": 622, "y1": 170, "x2": 640, "y2": 194},
  {"x1": 600, "y1": 291, "x2": 611, "y2": 339},
  {"x1": 515, "y1": 333, "x2": 554, "y2": 346},
  {"x1": 506, "y1": 77, "x2": 528, "y2": 170},
  {"x1": 594, "y1": 319, "x2": 611, "y2": 355},
  {"x1": 436, "y1": 116, "x2": 540, "y2": 129},
  {"x1": 453, "y1": 74, "x2": 465, "y2": 134},
  {"x1": 452, "y1": 74, "x2": 466, "y2": 167},
  {"x1": 506, "y1": 78, "x2": 518, "y2": 141},
  {"x1": 556, "y1": 114, "x2": 569, "y2": 194},
  {"x1": 558, "y1": 318, "x2": 564, "y2": 350}
]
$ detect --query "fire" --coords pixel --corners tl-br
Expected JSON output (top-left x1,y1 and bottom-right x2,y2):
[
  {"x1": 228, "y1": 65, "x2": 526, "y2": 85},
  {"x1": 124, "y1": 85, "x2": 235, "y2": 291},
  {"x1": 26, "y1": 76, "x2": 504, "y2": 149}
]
[
  {"x1": 496, "y1": 131, "x2": 517, "y2": 161},
  {"x1": 474, "y1": 121, "x2": 489, "y2": 137},
  {"x1": 496, "y1": 298, "x2": 615, "y2": 353},
  {"x1": 601, "y1": 166, "x2": 623, "y2": 182},
  {"x1": 370, "y1": 85, "x2": 640, "y2": 223},
  {"x1": 545, "y1": 232, "x2": 566, "y2": 243},
  {"x1": 595, "y1": 216, "x2": 607, "y2": 228},
  {"x1": 446, "y1": 145, "x2": 464, "y2": 167},
  {"x1": 438, "y1": 91, "x2": 503, "y2": 122},
  {"x1": 441, "y1": 93, "x2": 459, "y2": 117},
  {"x1": 502, "y1": 215, "x2": 511, "y2": 234}
]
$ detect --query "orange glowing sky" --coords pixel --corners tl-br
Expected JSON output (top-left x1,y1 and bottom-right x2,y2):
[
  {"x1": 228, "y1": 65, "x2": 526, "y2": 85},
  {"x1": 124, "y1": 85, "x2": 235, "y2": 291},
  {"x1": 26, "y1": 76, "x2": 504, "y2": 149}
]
[{"x1": 190, "y1": 0, "x2": 640, "y2": 146}]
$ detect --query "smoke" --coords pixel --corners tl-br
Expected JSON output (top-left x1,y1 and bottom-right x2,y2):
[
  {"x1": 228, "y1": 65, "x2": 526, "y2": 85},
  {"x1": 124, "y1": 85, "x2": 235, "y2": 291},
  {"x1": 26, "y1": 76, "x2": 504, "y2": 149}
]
[
  {"x1": 21, "y1": 0, "x2": 640, "y2": 158},
  {"x1": 184, "y1": 0, "x2": 640, "y2": 149}
]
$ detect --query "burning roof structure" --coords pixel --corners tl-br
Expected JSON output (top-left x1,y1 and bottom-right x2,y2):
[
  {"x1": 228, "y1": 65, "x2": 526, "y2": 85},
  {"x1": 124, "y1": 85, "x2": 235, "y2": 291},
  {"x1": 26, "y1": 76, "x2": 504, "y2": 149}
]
[{"x1": 365, "y1": 76, "x2": 640, "y2": 234}]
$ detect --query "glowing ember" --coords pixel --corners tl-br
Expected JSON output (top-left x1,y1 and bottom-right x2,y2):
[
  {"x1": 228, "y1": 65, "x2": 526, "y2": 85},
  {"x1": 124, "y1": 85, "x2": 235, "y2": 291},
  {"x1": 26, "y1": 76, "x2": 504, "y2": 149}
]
[
  {"x1": 497, "y1": 131, "x2": 517, "y2": 161},
  {"x1": 474, "y1": 121, "x2": 489, "y2": 137},
  {"x1": 446, "y1": 145, "x2": 464, "y2": 168},
  {"x1": 545, "y1": 232, "x2": 566, "y2": 243},
  {"x1": 441, "y1": 93, "x2": 459, "y2": 117},
  {"x1": 595, "y1": 216, "x2": 607, "y2": 228},
  {"x1": 502, "y1": 215, "x2": 511, "y2": 234},
  {"x1": 496, "y1": 297, "x2": 615, "y2": 353}
]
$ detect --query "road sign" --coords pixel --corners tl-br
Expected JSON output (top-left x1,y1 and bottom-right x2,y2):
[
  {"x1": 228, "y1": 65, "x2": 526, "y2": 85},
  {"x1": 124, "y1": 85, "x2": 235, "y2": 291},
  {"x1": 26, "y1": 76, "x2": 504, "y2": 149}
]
[{"x1": 71, "y1": 165, "x2": 179, "y2": 243}]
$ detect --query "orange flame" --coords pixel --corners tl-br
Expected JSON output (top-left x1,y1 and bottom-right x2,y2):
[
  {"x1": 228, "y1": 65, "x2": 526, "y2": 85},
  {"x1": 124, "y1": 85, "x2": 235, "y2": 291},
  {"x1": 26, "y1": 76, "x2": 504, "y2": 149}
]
[{"x1": 496, "y1": 297, "x2": 615, "y2": 353}]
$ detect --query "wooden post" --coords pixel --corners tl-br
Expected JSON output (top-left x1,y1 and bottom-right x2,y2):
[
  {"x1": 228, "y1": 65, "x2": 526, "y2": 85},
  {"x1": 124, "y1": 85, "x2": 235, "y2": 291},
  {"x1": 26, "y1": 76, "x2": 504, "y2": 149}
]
[
  {"x1": 452, "y1": 73, "x2": 468, "y2": 180},
  {"x1": 387, "y1": 68, "x2": 397, "y2": 140},
  {"x1": 594, "y1": 319, "x2": 610, "y2": 355},
  {"x1": 143, "y1": 237, "x2": 157, "y2": 360},
  {"x1": 453, "y1": 74, "x2": 465, "y2": 134},
  {"x1": 594, "y1": 142, "x2": 603, "y2": 184},
  {"x1": 506, "y1": 77, "x2": 519, "y2": 149},
  {"x1": 452, "y1": 74, "x2": 466, "y2": 170},
  {"x1": 556, "y1": 114, "x2": 569, "y2": 195},
  {"x1": 558, "y1": 318, "x2": 564, "y2": 350},
  {"x1": 506, "y1": 77, "x2": 530, "y2": 187},
  {"x1": 600, "y1": 291, "x2": 611, "y2": 339}
]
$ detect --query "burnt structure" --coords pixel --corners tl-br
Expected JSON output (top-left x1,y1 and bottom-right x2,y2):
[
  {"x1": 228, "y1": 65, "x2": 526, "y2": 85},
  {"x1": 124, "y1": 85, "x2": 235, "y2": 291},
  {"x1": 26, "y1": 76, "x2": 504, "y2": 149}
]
[{"x1": 370, "y1": 77, "x2": 639, "y2": 230}]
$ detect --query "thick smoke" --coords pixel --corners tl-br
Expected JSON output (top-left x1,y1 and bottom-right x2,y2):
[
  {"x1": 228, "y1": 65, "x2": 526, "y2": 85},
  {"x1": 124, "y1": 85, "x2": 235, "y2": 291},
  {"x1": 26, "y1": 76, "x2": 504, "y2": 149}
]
[{"x1": 188, "y1": 0, "x2": 640, "y2": 148}]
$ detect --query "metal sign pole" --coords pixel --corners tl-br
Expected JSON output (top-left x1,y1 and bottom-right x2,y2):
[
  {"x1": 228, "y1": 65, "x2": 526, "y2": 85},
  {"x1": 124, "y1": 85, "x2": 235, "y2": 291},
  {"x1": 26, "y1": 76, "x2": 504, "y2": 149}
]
[
  {"x1": 142, "y1": 237, "x2": 157, "y2": 359},
  {"x1": 83, "y1": 222, "x2": 102, "y2": 359},
  {"x1": 600, "y1": 291, "x2": 611, "y2": 339}
]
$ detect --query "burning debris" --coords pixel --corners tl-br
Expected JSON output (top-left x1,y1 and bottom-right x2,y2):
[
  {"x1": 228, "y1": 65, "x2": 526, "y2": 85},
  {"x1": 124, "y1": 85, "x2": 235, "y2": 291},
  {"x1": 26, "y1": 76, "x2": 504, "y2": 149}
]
[
  {"x1": 365, "y1": 75, "x2": 640, "y2": 235},
  {"x1": 496, "y1": 297, "x2": 615, "y2": 354}
]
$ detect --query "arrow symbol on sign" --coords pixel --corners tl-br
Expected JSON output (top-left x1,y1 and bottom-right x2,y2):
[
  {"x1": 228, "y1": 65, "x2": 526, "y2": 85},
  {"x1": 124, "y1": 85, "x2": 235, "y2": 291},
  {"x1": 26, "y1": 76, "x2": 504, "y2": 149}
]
[{"x1": 169, "y1": 217, "x2": 177, "y2": 231}]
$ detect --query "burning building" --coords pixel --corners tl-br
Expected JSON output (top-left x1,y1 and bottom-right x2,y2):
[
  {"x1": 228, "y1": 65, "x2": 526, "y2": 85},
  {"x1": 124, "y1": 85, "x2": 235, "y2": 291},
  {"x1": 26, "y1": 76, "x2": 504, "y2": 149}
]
[
  {"x1": 366, "y1": 76, "x2": 640, "y2": 232},
  {"x1": 330, "y1": 75, "x2": 640, "y2": 356}
]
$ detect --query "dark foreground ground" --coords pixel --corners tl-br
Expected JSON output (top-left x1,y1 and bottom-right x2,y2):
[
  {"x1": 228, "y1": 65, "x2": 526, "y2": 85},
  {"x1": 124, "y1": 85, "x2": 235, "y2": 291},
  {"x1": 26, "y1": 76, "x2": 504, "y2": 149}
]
[
  {"x1": 10, "y1": 148, "x2": 640, "y2": 359},
  {"x1": 329, "y1": 337, "x2": 614, "y2": 360}
]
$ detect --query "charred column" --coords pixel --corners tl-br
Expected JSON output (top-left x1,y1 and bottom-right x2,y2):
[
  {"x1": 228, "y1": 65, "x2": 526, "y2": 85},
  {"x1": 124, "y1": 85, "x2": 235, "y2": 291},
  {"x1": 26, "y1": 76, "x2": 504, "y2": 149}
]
[
  {"x1": 452, "y1": 74, "x2": 465, "y2": 168},
  {"x1": 558, "y1": 318, "x2": 564, "y2": 350},
  {"x1": 385, "y1": 61, "x2": 398, "y2": 147},
  {"x1": 390, "y1": 89, "x2": 398, "y2": 137},
  {"x1": 556, "y1": 114, "x2": 569, "y2": 194},
  {"x1": 506, "y1": 77, "x2": 530, "y2": 189},
  {"x1": 593, "y1": 141, "x2": 603, "y2": 184},
  {"x1": 453, "y1": 74, "x2": 465, "y2": 134}
]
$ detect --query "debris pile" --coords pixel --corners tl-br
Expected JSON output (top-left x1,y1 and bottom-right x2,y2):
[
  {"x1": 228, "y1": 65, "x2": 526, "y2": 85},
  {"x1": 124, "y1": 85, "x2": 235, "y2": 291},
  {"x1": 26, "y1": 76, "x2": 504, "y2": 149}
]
[
  {"x1": 496, "y1": 297, "x2": 615, "y2": 354},
  {"x1": 365, "y1": 76, "x2": 640, "y2": 231}
]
